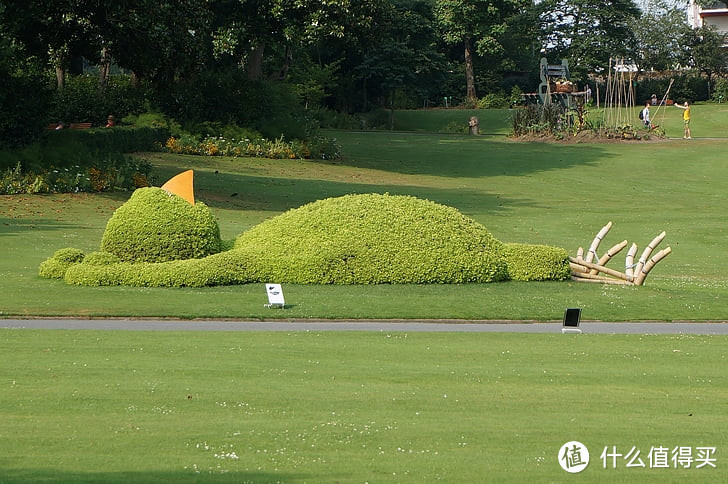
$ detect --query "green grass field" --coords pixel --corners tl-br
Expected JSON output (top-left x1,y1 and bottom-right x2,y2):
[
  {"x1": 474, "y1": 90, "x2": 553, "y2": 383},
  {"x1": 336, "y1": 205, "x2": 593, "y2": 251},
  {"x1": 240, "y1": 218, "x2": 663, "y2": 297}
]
[
  {"x1": 2, "y1": 107, "x2": 728, "y2": 320},
  {"x1": 2, "y1": 107, "x2": 728, "y2": 482},
  {"x1": 1, "y1": 330, "x2": 726, "y2": 483}
]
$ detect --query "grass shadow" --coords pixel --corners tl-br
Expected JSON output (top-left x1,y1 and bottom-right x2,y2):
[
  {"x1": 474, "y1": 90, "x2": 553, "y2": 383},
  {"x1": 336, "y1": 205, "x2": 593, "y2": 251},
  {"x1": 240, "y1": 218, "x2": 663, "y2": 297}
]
[
  {"x1": 0, "y1": 218, "x2": 88, "y2": 235},
  {"x1": 152, "y1": 167, "x2": 533, "y2": 218},
  {"x1": 322, "y1": 131, "x2": 615, "y2": 178},
  {"x1": 0, "y1": 469, "x2": 308, "y2": 483}
]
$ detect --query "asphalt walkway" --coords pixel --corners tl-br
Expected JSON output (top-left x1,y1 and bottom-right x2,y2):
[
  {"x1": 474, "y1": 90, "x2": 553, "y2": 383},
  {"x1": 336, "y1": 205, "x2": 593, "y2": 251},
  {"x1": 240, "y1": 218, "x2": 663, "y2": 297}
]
[{"x1": 2, "y1": 319, "x2": 728, "y2": 334}]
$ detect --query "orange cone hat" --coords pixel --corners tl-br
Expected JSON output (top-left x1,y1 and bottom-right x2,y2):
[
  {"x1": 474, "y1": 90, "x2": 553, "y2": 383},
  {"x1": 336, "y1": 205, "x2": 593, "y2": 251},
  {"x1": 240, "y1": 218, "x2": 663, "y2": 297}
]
[{"x1": 161, "y1": 170, "x2": 195, "y2": 205}]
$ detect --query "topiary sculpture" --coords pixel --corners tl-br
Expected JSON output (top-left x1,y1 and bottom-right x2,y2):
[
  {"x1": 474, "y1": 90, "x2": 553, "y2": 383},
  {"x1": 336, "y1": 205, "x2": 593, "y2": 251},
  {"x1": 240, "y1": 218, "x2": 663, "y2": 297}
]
[
  {"x1": 39, "y1": 171, "x2": 574, "y2": 287},
  {"x1": 100, "y1": 186, "x2": 222, "y2": 263}
]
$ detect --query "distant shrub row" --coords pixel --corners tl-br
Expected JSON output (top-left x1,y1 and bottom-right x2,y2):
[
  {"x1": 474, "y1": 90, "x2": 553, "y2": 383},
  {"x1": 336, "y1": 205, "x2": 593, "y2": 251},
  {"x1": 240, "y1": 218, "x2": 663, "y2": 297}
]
[
  {"x1": 164, "y1": 134, "x2": 342, "y2": 160},
  {"x1": 0, "y1": 126, "x2": 166, "y2": 194},
  {"x1": 1, "y1": 157, "x2": 152, "y2": 194}
]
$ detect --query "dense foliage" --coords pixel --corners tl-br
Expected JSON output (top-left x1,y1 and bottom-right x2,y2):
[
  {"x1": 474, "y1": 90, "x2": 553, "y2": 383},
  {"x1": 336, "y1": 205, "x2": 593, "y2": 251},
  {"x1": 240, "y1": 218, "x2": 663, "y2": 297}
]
[
  {"x1": 40, "y1": 192, "x2": 572, "y2": 287},
  {"x1": 3, "y1": 0, "x2": 724, "y2": 152},
  {"x1": 232, "y1": 193, "x2": 509, "y2": 284},
  {"x1": 502, "y1": 243, "x2": 571, "y2": 281},
  {"x1": 100, "y1": 187, "x2": 223, "y2": 263},
  {"x1": 0, "y1": 126, "x2": 162, "y2": 194}
]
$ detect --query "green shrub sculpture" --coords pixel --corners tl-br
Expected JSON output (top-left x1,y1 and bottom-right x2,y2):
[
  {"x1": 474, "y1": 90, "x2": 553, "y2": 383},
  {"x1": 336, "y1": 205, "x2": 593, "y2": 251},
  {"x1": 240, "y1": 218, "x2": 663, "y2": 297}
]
[
  {"x1": 503, "y1": 243, "x2": 571, "y2": 282},
  {"x1": 40, "y1": 191, "x2": 571, "y2": 287},
  {"x1": 38, "y1": 248, "x2": 85, "y2": 280},
  {"x1": 100, "y1": 187, "x2": 222, "y2": 263},
  {"x1": 233, "y1": 193, "x2": 509, "y2": 284}
]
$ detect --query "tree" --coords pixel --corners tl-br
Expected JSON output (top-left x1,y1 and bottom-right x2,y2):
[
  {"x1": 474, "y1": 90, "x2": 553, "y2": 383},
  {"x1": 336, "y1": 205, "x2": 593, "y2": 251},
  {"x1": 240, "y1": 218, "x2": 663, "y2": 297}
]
[
  {"x1": 538, "y1": 0, "x2": 641, "y2": 79},
  {"x1": 354, "y1": 0, "x2": 450, "y2": 110},
  {"x1": 85, "y1": 0, "x2": 213, "y2": 89},
  {"x1": 683, "y1": 24, "x2": 728, "y2": 97},
  {"x1": 632, "y1": 0, "x2": 693, "y2": 72},
  {"x1": 0, "y1": 0, "x2": 102, "y2": 89},
  {"x1": 435, "y1": 0, "x2": 534, "y2": 102},
  {"x1": 210, "y1": 0, "x2": 389, "y2": 81},
  {"x1": 0, "y1": 7, "x2": 53, "y2": 147}
]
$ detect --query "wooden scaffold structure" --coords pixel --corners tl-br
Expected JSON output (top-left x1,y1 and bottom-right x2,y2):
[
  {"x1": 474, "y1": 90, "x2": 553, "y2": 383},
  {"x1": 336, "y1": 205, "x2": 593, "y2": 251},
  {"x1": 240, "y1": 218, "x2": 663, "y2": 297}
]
[
  {"x1": 603, "y1": 58, "x2": 637, "y2": 129},
  {"x1": 601, "y1": 57, "x2": 675, "y2": 132},
  {"x1": 570, "y1": 222, "x2": 672, "y2": 286}
]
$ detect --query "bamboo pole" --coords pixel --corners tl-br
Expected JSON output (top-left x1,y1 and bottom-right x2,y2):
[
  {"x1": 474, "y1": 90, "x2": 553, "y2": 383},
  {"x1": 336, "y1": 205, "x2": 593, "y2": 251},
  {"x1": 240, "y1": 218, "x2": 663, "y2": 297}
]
[
  {"x1": 571, "y1": 273, "x2": 633, "y2": 285},
  {"x1": 652, "y1": 78, "x2": 674, "y2": 126},
  {"x1": 586, "y1": 222, "x2": 612, "y2": 264},
  {"x1": 591, "y1": 240, "x2": 628, "y2": 275},
  {"x1": 625, "y1": 243, "x2": 638, "y2": 279},
  {"x1": 605, "y1": 58, "x2": 613, "y2": 127},
  {"x1": 634, "y1": 231, "x2": 666, "y2": 277},
  {"x1": 570, "y1": 261, "x2": 588, "y2": 274},
  {"x1": 569, "y1": 256, "x2": 633, "y2": 282},
  {"x1": 635, "y1": 247, "x2": 672, "y2": 285}
]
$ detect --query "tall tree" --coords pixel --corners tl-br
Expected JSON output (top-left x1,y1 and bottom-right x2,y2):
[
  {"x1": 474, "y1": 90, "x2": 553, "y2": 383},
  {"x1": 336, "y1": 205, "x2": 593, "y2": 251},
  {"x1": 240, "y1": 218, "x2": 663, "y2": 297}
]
[
  {"x1": 683, "y1": 24, "x2": 728, "y2": 97},
  {"x1": 632, "y1": 0, "x2": 693, "y2": 72},
  {"x1": 538, "y1": 0, "x2": 641, "y2": 79},
  {"x1": 435, "y1": 0, "x2": 533, "y2": 102},
  {"x1": 210, "y1": 0, "x2": 388, "y2": 81},
  {"x1": 0, "y1": 0, "x2": 101, "y2": 89},
  {"x1": 85, "y1": 0, "x2": 213, "y2": 89},
  {"x1": 355, "y1": 0, "x2": 450, "y2": 109}
]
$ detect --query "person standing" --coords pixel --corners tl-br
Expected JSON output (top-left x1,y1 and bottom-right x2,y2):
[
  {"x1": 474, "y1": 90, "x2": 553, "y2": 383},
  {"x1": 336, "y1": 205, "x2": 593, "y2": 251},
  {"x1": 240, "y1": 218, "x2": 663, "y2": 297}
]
[
  {"x1": 641, "y1": 102, "x2": 651, "y2": 128},
  {"x1": 674, "y1": 101, "x2": 691, "y2": 139}
]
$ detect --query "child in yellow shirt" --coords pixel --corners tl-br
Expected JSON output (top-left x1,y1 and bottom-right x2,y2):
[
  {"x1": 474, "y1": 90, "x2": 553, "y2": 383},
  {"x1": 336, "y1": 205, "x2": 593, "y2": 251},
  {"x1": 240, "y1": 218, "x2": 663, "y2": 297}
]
[{"x1": 674, "y1": 101, "x2": 691, "y2": 139}]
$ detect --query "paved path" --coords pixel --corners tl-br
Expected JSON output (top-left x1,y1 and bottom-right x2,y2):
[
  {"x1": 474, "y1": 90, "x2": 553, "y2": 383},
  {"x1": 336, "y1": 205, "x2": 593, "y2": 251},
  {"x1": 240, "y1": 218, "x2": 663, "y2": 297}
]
[{"x1": 2, "y1": 319, "x2": 728, "y2": 334}]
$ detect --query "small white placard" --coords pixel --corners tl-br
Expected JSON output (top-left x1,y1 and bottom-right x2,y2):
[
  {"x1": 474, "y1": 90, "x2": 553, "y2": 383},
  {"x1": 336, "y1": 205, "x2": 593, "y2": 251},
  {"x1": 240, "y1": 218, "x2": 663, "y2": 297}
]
[{"x1": 265, "y1": 283, "x2": 285, "y2": 308}]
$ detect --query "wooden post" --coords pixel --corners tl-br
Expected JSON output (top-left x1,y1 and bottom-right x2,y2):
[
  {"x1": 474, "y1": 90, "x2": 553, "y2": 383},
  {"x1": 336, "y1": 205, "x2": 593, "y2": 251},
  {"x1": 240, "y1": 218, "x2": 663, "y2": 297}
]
[{"x1": 468, "y1": 116, "x2": 479, "y2": 135}]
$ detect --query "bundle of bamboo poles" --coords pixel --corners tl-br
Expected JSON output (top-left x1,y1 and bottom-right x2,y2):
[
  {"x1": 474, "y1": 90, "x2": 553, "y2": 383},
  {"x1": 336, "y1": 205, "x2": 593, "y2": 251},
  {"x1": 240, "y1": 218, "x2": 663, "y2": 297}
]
[{"x1": 569, "y1": 222, "x2": 672, "y2": 286}]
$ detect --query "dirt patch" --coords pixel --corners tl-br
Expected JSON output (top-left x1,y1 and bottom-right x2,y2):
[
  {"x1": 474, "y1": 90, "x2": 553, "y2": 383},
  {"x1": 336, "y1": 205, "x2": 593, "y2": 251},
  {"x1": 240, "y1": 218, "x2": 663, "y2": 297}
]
[{"x1": 509, "y1": 130, "x2": 669, "y2": 144}]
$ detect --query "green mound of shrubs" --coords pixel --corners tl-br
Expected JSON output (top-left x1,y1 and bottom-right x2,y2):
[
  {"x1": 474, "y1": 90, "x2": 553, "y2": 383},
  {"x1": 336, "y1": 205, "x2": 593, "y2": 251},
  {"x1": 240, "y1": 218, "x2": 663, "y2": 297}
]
[
  {"x1": 233, "y1": 193, "x2": 509, "y2": 284},
  {"x1": 100, "y1": 187, "x2": 222, "y2": 263},
  {"x1": 38, "y1": 248, "x2": 85, "y2": 280},
  {"x1": 503, "y1": 243, "x2": 570, "y2": 282},
  {"x1": 40, "y1": 192, "x2": 570, "y2": 287}
]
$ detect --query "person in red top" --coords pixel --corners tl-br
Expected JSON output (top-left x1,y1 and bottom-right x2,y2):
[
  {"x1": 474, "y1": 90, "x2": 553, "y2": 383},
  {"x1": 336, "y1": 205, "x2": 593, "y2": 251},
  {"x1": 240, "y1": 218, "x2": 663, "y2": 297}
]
[{"x1": 105, "y1": 115, "x2": 115, "y2": 128}]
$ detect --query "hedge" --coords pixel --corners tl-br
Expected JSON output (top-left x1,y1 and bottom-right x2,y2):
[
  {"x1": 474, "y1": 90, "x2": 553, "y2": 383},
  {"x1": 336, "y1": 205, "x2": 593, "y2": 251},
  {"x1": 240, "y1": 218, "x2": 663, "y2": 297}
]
[
  {"x1": 40, "y1": 193, "x2": 573, "y2": 287},
  {"x1": 503, "y1": 243, "x2": 571, "y2": 282},
  {"x1": 100, "y1": 187, "x2": 222, "y2": 263}
]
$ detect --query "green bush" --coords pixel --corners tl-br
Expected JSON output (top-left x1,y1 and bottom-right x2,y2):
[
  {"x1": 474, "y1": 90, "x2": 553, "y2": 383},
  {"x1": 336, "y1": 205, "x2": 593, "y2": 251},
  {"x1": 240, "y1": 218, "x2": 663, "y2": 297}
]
[
  {"x1": 712, "y1": 78, "x2": 728, "y2": 103},
  {"x1": 64, "y1": 251, "x2": 255, "y2": 287},
  {"x1": 43, "y1": 194, "x2": 576, "y2": 288},
  {"x1": 38, "y1": 248, "x2": 85, "y2": 279},
  {"x1": 0, "y1": 155, "x2": 153, "y2": 195},
  {"x1": 503, "y1": 243, "x2": 571, "y2": 282},
  {"x1": 100, "y1": 187, "x2": 222, "y2": 263},
  {"x1": 82, "y1": 251, "x2": 121, "y2": 266},
  {"x1": 49, "y1": 74, "x2": 147, "y2": 127},
  {"x1": 0, "y1": 42, "x2": 53, "y2": 148},
  {"x1": 477, "y1": 92, "x2": 510, "y2": 109},
  {"x1": 164, "y1": 132, "x2": 342, "y2": 160},
  {"x1": 233, "y1": 193, "x2": 508, "y2": 284}
]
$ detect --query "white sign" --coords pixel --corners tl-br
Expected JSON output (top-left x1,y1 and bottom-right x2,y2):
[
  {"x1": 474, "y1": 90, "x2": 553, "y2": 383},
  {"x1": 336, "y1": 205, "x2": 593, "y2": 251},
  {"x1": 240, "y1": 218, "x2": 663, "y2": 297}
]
[
  {"x1": 265, "y1": 284, "x2": 285, "y2": 308},
  {"x1": 559, "y1": 441, "x2": 590, "y2": 473}
]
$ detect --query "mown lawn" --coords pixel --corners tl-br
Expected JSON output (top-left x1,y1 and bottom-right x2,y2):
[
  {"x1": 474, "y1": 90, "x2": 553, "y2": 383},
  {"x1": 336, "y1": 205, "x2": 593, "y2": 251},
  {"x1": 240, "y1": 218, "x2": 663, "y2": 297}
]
[
  {"x1": 1, "y1": 330, "x2": 725, "y2": 482},
  {"x1": 2, "y1": 108, "x2": 727, "y2": 483},
  {"x1": 2, "y1": 117, "x2": 727, "y2": 321}
]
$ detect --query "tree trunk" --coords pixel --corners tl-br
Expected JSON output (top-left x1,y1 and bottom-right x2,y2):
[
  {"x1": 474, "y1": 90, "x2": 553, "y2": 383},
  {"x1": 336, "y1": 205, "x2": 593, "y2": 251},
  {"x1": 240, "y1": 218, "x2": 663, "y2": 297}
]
[
  {"x1": 464, "y1": 37, "x2": 477, "y2": 102},
  {"x1": 98, "y1": 47, "x2": 111, "y2": 92},
  {"x1": 55, "y1": 66, "x2": 65, "y2": 90},
  {"x1": 271, "y1": 46, "x2": 293, "y2": 81},
  {"x1": 248, "y1": 43, "x2": 265, "y2": 81}
]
